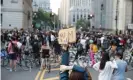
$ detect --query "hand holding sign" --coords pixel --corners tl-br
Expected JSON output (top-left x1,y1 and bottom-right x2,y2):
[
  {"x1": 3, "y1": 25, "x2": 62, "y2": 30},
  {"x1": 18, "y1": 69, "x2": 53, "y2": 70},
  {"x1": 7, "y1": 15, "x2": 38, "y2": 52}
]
[{"x1": 58, "y1": 27, "x2": 76, "y2": 44}]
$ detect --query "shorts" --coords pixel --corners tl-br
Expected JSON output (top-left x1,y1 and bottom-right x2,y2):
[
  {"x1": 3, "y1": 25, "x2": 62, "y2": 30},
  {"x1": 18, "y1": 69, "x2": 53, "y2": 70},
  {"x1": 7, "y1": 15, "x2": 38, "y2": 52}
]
[
  {"x1": 41, "y1": 49, "x2": 50, "y2": 58},
  {"x1": 9, "y1": 53, "x2": 17, "y2": 60}
]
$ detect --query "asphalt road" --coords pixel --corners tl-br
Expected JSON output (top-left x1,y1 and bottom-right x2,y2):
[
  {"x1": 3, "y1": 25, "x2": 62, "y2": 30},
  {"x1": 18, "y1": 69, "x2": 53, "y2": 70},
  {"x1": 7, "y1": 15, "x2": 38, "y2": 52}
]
[
  {"x1": 1, "y1": 43, "x2": 133, "y2": 80},
  {"x1": 1, "y1": 62, "x2": 133, "y2": 80}
]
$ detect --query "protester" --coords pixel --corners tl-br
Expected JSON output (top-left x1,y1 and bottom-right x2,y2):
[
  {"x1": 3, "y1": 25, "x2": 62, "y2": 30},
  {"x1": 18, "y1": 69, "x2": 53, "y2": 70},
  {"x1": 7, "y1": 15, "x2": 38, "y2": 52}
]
[
  {"x1": 75, "y1": 39, "x2": 83, "y2": 60},
  {"x1": 8, "y1": 37, "x2": 18, "y2": 72},
  {"x1": 40, "y1": 41, "x2": 50, "y2": 70},
  {"x1": 60, "y1": 44, "x2": 92, "y2": 80},
  {"x1": 111, "y1": 52, "x2": 128, "y2": 80},
  {"x1": 93, "y1": 52, "x2": 118, "y2": 80},
  {"x1": 89, "y1": 39, "x2": 95, "y2": 67}
]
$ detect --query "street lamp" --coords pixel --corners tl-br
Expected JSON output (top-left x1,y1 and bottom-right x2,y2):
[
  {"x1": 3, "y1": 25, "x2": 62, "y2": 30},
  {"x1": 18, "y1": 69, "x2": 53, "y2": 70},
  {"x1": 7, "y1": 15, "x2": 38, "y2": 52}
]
[
  {"x1": 88, "y1": 14, "x2": 94, "y2": 29},
  {"x1": 115, "y1": 0, "x2": 119, "y2": 35},
  {"x1": 101, "y1": 3, "x2": 104, "y2": 29}
]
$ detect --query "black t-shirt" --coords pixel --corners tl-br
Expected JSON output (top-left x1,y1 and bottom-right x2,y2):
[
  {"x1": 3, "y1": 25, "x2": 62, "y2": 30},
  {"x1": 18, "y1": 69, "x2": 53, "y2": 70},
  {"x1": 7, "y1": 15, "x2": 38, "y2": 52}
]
[{"x1": 32, "y1": 39, "x2": 40, "y2": 53}]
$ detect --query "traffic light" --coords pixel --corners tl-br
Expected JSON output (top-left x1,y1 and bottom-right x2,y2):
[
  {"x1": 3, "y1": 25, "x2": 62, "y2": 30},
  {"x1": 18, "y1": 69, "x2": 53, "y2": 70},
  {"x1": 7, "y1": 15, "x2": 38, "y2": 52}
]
[{"x1": 88, "y1": 14, "x2": 94, "y2": 20}]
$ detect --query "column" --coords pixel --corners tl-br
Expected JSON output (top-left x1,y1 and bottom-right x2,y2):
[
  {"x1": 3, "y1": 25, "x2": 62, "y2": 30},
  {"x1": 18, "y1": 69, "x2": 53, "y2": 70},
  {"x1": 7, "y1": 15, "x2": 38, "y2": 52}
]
[{"x1": 132, "y1": 0, "x2": 133, "y2": 23}]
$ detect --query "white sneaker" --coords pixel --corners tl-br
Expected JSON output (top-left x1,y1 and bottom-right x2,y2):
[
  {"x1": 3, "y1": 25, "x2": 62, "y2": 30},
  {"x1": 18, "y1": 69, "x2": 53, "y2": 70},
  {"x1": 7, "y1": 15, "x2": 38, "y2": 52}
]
[
  {"x1": 14, "y1": 69, "x2": 17, "y2": 72},
  {"x1": 9, "y1": 69, "x2": 12, "y2": 72}
]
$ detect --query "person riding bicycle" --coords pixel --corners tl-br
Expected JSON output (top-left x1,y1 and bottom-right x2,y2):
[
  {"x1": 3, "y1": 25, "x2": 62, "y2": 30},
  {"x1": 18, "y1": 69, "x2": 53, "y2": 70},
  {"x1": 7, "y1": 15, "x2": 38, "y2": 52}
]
[
  {"x1": 40, "y1": 41, "x2": 50, "y2": 70},
  {"x1": 32, "y1": 36, "x2": 40, "y2": 60}
]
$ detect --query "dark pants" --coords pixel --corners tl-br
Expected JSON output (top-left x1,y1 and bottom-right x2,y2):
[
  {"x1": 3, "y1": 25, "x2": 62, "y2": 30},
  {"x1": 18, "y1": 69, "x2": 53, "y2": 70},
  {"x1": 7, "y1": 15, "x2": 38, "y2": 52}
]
[{"x1": 75, "y1": 50, "x2": 83, "y2": 60}]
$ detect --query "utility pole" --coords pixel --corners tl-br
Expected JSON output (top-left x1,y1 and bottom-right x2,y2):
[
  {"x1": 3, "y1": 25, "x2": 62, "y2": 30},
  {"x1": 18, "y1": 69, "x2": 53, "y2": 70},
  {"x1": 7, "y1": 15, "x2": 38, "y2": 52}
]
[
  {"x1": 101, "y1": 3, "x2": 103, "y2": 29},
  {"x1": 115, "y1": 0, "x2": 119, "y2": 35},
  {"x1": 54, "y1": 14, "x2": 55, "y2": 30}
]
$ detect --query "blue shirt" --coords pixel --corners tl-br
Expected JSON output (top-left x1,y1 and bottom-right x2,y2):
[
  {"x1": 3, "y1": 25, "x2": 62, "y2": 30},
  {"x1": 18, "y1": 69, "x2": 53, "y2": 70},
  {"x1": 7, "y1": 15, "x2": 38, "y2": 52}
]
[{"x1": 112, "y1": 59, "x2": 127, "y2": 80}]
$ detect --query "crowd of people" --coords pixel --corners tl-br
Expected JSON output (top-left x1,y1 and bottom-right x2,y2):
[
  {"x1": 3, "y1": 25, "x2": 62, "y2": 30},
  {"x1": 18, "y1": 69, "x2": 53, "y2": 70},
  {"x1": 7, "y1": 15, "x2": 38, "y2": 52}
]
[{"x1": 1, "y1": 28, "x2": 133, "y2": 80}]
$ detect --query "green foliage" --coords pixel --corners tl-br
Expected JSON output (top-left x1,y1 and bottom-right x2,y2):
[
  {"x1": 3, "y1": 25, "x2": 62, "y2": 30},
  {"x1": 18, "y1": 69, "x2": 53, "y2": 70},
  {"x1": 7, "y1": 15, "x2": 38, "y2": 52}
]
[
  {"x1": 32, "y1": 8, "x2": 57, "y2": 29},
  {"x1": 76, "y1": 19, "x2": 90, "y2": 29}
]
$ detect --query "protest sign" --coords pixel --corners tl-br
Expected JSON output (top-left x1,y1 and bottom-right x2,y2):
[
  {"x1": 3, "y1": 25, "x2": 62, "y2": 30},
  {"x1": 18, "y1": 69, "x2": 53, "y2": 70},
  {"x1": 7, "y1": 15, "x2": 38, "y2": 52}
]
[
  {"x1": 58, "y1": 29, "x2": 69, "y2": 44},
  {"x1": 58, "y1": 27, "x2": 76, "y2": 44},
  {"x1": 68, "y1": 27, "x2": 76, "y2": 43}
]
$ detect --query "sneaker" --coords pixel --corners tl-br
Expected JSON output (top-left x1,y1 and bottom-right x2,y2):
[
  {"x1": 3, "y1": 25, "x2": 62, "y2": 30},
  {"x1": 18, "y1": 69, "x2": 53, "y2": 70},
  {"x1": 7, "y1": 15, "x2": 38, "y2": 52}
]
[
  {"x1": 9, "y1": 69, "x2": 12, "y2": 72},
  {"x1": 14, "y1": 69, "x2": 17, "y2": 72}
]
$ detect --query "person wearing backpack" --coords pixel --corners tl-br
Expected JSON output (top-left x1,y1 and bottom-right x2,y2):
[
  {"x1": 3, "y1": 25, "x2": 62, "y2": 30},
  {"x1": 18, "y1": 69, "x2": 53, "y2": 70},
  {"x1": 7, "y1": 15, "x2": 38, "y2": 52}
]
[
  {"x1": 8, "y1": 37, "x2": 18, "y2": 72},
  {"x1": 75, "y1": 40, "x2": 83, "y2": 60}
]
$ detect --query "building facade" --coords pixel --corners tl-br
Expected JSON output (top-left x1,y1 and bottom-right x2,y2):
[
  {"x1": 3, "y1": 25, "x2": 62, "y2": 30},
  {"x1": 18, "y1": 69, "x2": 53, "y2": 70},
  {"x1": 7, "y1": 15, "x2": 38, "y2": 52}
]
[
  {"x1": 59, "y1": 0, "x2": 91, "y2": 27},
  {"x1": 32, "y1": 0, "x2": 51, "y2": 12},
  {"x1": 92, "y1": 0, "x2": 133, "y2": 31},
  {"x1": 1, "y1": 0, "x2": 32, "y2": 29}
]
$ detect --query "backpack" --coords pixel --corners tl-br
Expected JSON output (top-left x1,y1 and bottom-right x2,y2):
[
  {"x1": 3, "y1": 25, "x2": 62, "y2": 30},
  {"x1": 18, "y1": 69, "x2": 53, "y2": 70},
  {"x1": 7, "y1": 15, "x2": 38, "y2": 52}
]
[
  {"x1": 77, "y1": 43, "x2": 83, "y2": 52},
  {"x1": 11, "y1": 41, "x2": 19, "y2": 53},
  {"x1": 103, "y1": 39, "x2": 109, "y2": 49}
]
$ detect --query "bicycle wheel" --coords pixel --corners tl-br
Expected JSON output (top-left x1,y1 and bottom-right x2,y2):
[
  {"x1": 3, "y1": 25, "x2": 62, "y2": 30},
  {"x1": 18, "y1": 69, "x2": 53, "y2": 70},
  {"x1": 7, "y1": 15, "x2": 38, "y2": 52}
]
[
  {"x1": 3, "y1": 56, "x2": 10, "y2": 69},
  {"x1": 21, "y1": 59, "x2": 32, "y2": 71}
]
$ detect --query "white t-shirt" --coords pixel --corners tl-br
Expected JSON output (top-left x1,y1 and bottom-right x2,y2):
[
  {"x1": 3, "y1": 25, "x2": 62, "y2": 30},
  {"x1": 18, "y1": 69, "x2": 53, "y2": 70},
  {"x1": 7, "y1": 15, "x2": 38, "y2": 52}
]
[
  {"x1": 17, "y1": 42, "x2": 22, "y2": 49},
  {"x1": 51, "y1": 35, "x2": 55, "y2": 41},
  {"x1": 93, "y1": 61, "x2": 118, "y2": 80},
  {"x1": 80, "y1": 39, "x2": 86, "y2": 49},
  {"x1": 100, "y1": 37, "x2": 105, "y2": 44}
]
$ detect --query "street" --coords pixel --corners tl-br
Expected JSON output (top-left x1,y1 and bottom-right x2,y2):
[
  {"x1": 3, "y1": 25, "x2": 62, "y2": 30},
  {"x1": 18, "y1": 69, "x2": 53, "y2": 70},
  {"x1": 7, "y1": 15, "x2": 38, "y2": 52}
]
[
  {"x1": 1, "y1": 62, "x2": 133, "y2": 80},
  {"x1": 1, "y1": 0, "x2": 133, "y2": 80}
]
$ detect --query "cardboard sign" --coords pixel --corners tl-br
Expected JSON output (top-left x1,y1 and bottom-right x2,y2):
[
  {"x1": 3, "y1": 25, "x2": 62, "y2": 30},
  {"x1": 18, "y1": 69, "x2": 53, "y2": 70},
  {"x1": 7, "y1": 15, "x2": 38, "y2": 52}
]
[
  {"x1": 58, "y1": 27, "x2": 76, "y2": 44},
  {"x1": 68, "y1": 28, "x2": 76, "y2": 43},
  {"x1": 58, "y1": 29, "x2": 69, "y2": 44}
]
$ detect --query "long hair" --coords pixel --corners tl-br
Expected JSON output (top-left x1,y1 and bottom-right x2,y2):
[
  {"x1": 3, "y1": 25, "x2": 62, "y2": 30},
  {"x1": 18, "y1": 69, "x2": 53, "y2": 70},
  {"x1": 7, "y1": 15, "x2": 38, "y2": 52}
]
[
  {"x1": 69, "y1": 71, "x2": 84, "y2": 80},
  {"x1": 99, "y1": 52, "x2": 110, "y2": 70}
]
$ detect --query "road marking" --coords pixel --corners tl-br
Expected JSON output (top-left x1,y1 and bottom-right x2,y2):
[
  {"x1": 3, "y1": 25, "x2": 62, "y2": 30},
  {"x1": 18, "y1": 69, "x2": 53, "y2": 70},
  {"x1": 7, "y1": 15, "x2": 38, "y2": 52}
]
[
  {"x1": 40, "y1": 69, "x2": 46, "y2": 80},
  {"x1": 35, "y1": 71, "x2": 42, "y2": 80},
  {"x1": 44, "y1": 76, "x2": 59, "y2": 80},
  {"x1": 126, "y1": 78, "x2": 132, "y2": 80},
  {"x1": 46, "y1": 68, "x2": 60, "y2": 72}
]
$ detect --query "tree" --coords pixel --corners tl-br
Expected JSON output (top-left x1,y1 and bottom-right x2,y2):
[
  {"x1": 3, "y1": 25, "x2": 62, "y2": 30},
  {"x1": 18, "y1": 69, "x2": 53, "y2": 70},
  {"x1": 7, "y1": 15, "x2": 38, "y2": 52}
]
[
  {"x1": 76, "y1": 19, "x2": 90, "y2": 29},
  {"x1": 32, "y1": 8, "x2": 54, "y2": 29}
]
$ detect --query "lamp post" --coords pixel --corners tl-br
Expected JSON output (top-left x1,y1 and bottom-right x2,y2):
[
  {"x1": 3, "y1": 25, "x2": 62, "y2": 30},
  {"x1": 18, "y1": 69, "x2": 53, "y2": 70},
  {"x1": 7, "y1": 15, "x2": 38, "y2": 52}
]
[
  {"x1": 115, "y1": 0, "x2": 119, "y2": 35},
  {"x1": 88, "y1": 14, "x2": 94, "y2": 30},
  {"x1": 101, "y1": 3, "x2": 104, "y2": 29},
  {"x1": 51, "y1": 13, "x2": 55, "y2": 30}
]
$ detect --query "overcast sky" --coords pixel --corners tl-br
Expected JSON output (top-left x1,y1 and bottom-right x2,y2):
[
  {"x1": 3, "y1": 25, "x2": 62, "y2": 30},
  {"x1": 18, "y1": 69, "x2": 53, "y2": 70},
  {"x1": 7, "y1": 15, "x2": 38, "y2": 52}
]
[{"x1": 50, "y1": 0, "x2": 61, "y2": 14}]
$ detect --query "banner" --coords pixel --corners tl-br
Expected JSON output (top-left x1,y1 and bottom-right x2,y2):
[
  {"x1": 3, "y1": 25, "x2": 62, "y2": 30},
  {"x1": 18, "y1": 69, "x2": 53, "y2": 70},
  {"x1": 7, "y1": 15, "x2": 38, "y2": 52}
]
[{"x1": 58, "y1": 27, "x2": 76, "y2": 44}]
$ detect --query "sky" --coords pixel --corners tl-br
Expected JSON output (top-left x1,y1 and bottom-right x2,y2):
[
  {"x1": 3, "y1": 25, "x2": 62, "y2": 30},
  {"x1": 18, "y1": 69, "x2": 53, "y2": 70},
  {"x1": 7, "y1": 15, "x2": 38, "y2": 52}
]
[{"x1": 50, "y1": 0, "x2": 61, "y2": 14}]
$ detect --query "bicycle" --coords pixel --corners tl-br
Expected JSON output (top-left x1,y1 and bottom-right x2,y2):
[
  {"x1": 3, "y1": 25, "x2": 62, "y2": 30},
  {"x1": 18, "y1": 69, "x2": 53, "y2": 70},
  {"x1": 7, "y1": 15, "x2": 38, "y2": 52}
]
[{"x1": 40, "y1": 49, "x2": 51, "y2": 73}]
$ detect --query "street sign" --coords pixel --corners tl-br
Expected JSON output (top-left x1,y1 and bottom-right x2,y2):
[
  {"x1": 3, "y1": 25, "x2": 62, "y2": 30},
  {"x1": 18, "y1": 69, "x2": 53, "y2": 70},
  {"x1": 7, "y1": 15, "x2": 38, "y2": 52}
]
[
  {"x1": 35, "y1": 23, "x2": 41, "y2": 28},
  {"x1": 128, "y1": 24, "x2": 133, "y2": 29}
]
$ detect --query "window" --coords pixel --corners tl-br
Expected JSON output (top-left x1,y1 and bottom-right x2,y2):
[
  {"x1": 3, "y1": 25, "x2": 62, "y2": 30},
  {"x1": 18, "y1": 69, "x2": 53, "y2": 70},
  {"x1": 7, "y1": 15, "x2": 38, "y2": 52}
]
[
  {"x1": 73, "y1": 14, "x2": 75, "y2": 22},
  {"x1": 77, "y1": 14, "x2": 79, "y2": 20},
  {"x1": 84, "y1": 14, "x2": 86, "y2": 19},
  {"x1": 81, "y1": 14, "x2": 82, "y2": 18},
  {"x1": 11, "y1": 0, "x2": 18, "y2": 3},
  {"x1": 1, "y1": 0, "x2": 3, "y2": 5},
  {"x1": 73, "y1": 18, "x2": 75, "y2": 22},
  {"x1": 1, "y1": 14, "x2": 2, "y2": 26}
]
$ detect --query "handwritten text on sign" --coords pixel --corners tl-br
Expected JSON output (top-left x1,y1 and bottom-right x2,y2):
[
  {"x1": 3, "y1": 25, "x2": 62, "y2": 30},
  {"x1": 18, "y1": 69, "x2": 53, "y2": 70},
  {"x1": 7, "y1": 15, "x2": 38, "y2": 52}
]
[{"x1": 58, "y1": 28, "x2": 76, "y2": 44}]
